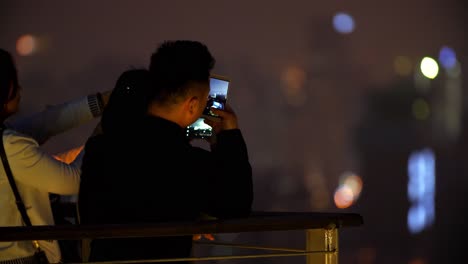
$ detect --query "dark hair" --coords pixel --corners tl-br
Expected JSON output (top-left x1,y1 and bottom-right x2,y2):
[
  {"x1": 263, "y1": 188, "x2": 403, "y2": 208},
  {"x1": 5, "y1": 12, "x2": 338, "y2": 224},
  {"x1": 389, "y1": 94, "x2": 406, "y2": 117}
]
[
  {"x1": 148, "y1": 40, "x2": 215, "y2": 105},
  {"x1": 101, "y1": 69, "x2": 152, "y2": 134},
  {"x1": 0, "y1": 49, "x2": 19, "y2": 109}
]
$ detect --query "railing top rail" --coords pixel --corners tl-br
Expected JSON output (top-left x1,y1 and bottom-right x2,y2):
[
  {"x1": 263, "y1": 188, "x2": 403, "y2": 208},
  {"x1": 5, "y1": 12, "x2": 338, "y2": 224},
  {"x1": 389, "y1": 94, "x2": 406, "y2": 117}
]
[{"x1": 0, "y1": 211, "x2": 363, "y2": 242}]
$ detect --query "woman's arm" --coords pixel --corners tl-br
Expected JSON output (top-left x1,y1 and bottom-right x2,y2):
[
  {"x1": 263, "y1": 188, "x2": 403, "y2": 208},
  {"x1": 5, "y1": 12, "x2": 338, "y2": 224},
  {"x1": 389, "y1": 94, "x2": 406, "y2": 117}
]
[{"x1": 4, "y1": 93, "x2": 108, "y2": 145}]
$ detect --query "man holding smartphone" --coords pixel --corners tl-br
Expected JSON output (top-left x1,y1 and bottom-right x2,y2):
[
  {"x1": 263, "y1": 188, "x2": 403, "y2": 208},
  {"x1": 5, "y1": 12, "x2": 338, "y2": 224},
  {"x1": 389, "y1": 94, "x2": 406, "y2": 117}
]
[
  {"x1": 78, "y1": 40, "x2": 253, "y2": 263},
  {"x1": 187, "y1": 75, "x2": 230, "y2": 139}
]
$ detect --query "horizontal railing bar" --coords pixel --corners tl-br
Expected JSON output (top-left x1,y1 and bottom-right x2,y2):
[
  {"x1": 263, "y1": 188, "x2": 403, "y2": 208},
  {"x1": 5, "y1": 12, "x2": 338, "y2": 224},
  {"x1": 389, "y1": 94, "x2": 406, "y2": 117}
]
[
  {"x1": 68, "y1": 250, "x2": 336, "y2": 263},
  {"x1": 194, "y1": 240, "x2": 307, "y2": 252},
  {"x1": 0, "y1": 212, "x2": 363, "y2": 241}
]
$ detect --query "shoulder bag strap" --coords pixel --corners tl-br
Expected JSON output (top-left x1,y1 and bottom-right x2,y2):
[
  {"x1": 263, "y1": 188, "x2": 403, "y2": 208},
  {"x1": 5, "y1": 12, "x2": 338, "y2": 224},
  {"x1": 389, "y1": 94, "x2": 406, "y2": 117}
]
[
  {"x1": 0, "y1": 125, "x2": 33, "y2": 226},
  {"x1": 0, "y1": 125, "x2": 43, "y2": 253}
]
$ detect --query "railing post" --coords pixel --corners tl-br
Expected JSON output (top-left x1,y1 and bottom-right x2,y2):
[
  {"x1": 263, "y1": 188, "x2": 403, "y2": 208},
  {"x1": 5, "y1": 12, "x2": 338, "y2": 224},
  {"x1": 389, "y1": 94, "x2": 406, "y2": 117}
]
[{"x1": 306, "y1": 228, "x2": 338, "y2": 264}]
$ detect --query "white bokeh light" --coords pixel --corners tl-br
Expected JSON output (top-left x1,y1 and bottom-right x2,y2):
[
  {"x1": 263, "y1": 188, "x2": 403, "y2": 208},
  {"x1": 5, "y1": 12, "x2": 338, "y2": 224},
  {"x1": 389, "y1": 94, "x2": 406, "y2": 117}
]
[{"x1": 420, "y1": 57, "x2": 439, "y2": 79}]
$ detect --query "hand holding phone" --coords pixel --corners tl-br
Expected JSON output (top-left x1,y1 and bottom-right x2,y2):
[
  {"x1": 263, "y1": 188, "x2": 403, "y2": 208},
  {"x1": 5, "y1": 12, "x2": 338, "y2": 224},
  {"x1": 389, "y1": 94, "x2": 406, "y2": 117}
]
[
  {"x1": 186, "y1": 75, "x2": 230, "y2": 139},
  {"x1": 201, "y1": 75, "x2": 229, "y2": 121},
  {"x1": 203, "y1": 104, "x2": 239, "y2": 133}
]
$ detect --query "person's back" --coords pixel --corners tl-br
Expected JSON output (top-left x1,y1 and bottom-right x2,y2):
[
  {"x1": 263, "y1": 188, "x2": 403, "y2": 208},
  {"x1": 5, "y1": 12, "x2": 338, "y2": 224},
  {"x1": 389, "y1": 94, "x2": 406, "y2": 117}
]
[
  {"x1": 0, "y1": 48, "x2": 107, "y2": 263},
  {"x1": 78, "y1": 41, "x2": 253, "y2": 263},
  {"x1": 79, "y1": 117, "x2": 209, "y2": 260}
]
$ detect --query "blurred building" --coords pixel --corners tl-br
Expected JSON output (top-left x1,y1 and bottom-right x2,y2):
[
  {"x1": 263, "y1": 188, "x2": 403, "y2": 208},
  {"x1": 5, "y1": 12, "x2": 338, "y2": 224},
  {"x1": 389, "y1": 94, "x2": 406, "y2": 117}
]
[{"x1": 354, "y1": 52, "x2": 466, "y2": 263}]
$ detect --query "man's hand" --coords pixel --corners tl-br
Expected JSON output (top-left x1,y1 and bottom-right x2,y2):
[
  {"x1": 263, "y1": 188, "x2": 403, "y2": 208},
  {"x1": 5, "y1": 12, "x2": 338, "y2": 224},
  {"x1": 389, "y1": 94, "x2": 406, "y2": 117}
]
[{"x1": 203, "y1": 104, "x2": 238, "y2": 134}]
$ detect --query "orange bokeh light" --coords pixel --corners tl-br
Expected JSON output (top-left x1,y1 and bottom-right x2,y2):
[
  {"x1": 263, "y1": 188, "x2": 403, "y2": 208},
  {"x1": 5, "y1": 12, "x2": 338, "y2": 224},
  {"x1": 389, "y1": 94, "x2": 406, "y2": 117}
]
[
  {"x1": 334, "y1": 185, "x2": 354, "y2": 209},
  {"x1": 281, "y1": 65, "x2": 307, "y2": 106},
  {"x1": 282, "y1": 65, "x2": 306, "y2": 95},
  {"x1": 16, "y1": 34, "x2": 36, "y2": 56}
]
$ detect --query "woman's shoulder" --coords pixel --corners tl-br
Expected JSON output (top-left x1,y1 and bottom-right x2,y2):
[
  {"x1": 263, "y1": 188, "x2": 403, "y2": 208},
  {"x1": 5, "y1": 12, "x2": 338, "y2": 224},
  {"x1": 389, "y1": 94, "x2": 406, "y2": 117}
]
[
  {"x1": 1, "y1": 129, "x2": 41, "y2": 160},
  {"x1": 2, "y1": 128, "x2": 39, "y2": 149}
]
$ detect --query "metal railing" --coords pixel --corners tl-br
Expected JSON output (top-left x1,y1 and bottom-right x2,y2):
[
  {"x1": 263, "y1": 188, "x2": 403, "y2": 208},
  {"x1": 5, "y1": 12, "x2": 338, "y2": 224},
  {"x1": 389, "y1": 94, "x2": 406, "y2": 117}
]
[{"x1": 0, "y1": 211, "x2": 363, "y2": 264}]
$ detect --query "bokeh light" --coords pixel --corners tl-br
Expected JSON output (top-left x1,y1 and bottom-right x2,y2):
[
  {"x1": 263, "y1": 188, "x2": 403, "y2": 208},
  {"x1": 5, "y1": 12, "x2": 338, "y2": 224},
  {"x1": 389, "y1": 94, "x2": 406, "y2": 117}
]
[
  {"x1": 420, "y1": 57, "x2": 439, "y2": 79},
  {"x1": 343, "y1": 173, "x2": 363, "y2": 199},
  {"x1": 16, "y1": 34, "x2": 36, "y2": 56},
  {"x1": 282, "y1": 65, "x2": 306, "y2": 94},
  {"x1": 438, "y1": 46, "x2": 457, "y2": 70},
  {"x1": 332, "y1": 12, "x2": 355, "y2": 34},
  {"x1": 281, "y1": 65, "x2": 307, "y2": 106},
  {"x1": 411, "y1": 98, "x2": 430, "y2": 120},
  {"x1": 407, "y1": 148, "x2": 436, "y2": 234},
  {"x1": 394, "y1": 56, "x2": 413, "y2": 76},
  {"x1": 335, "y1": 172, "x2": 363, "y2": 209},
  {"x1": 334, "y1": 185, "x2": 354, "y2": 209}
]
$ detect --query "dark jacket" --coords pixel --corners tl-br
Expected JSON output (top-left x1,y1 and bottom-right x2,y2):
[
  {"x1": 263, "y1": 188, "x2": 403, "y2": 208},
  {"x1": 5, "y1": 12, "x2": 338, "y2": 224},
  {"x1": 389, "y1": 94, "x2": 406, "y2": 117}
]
[{"x1": 78, "y1": 115, "x2": 253, "y2": 263}]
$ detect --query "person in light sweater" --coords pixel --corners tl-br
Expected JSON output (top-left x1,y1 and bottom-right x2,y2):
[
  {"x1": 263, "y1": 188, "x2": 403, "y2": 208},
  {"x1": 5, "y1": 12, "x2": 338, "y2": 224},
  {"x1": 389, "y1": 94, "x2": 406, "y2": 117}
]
[{"x1": 0, "y1": 48, "x2": 108, "y2": 263}]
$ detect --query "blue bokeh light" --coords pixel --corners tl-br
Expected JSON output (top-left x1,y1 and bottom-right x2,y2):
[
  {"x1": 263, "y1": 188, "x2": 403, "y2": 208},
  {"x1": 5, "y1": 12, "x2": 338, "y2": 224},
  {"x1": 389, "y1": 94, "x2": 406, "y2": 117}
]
[
  {"x1": 408, "y1": 204, "x2": 426, "y2": 234},
  {"x1": 439, "y1": 46, "x2": 457, "y2": 69},
  {"x1": 407, "y1": 148, "x2": 436, "y2": 234},
  {"x1": 333, "y1": 12, "x2": 355, "y2": 34}
]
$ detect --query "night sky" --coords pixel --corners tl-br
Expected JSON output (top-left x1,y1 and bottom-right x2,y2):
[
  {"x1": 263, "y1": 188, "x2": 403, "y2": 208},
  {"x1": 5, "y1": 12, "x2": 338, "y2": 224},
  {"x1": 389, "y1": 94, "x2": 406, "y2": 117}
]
[{"x1": 1, "y1": 1, "x2": 466, "y2": 263}]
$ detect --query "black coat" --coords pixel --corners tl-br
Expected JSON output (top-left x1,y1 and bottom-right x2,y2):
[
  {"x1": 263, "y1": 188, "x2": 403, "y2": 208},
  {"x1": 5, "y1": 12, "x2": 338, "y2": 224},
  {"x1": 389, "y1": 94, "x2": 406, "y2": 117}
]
[{"x1": 78, "y1": 115, "x2": 253, "y2": 263}]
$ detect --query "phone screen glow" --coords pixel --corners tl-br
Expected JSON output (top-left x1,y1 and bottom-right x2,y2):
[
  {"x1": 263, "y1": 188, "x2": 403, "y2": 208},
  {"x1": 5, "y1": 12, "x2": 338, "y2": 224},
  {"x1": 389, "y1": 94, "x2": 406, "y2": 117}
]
[{"x1": 187, "y1": 76, "x2": 230, "y2": 138}]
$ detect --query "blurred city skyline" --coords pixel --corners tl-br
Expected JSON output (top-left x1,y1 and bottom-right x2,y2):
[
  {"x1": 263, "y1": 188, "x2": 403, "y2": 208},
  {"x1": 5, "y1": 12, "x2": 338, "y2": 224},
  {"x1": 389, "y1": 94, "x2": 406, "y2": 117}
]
[{"x1": 1, "y1": 1, "x2": 466, "y2": 263}]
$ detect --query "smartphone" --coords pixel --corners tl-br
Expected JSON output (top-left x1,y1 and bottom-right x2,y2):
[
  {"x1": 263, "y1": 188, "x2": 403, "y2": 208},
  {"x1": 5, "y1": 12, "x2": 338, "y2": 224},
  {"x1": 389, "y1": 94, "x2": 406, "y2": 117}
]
[{"x1": 186, "y1": 75, "x2": 230, "y2": 138}]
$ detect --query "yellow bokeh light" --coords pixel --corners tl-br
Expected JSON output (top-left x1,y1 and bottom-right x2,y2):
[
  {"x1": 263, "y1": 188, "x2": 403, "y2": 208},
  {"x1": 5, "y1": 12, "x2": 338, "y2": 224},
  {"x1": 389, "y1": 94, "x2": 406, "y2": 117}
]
[
  {"x1": 394, "y1": 56, "x2": 412, "y2": 76},
  {"x1": 412, "y1": 98, "x2": 430, "y2": 120},
  {"x1": 16, "y1": 34, "x2": 37, "y2": 56},
  {"x1": 420, "y1": 57, "x2": 439, "y2": 79}
]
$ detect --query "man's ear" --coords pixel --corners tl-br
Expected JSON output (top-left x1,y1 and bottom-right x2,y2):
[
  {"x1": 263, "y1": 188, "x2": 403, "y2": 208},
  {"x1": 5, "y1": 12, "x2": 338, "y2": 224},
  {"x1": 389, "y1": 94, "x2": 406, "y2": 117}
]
[{"x1": 187, "y1": 96, "x2": 200, "y2": 115}]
